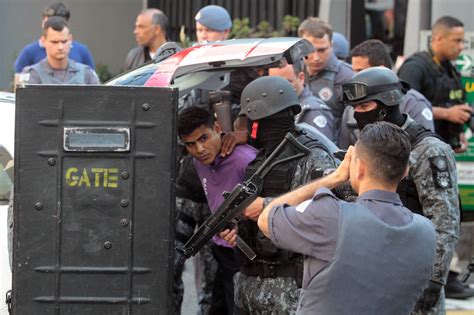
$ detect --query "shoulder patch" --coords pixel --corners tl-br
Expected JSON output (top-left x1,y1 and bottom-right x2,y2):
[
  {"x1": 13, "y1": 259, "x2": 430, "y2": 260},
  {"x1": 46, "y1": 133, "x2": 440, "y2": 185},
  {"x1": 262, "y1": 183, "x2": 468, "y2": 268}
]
[
  {"x1": 313, "y1": 115, "x2": 328, "y2": 128},
  {"x1": 429, "y1": 156, "x2": 452, "y2": 189},
  {"x1": 421, "y1": 108, "x2": 433, "y2": 121},
  {"x1": 296, "y1": 199, "x2": 312, "y2": 213}
]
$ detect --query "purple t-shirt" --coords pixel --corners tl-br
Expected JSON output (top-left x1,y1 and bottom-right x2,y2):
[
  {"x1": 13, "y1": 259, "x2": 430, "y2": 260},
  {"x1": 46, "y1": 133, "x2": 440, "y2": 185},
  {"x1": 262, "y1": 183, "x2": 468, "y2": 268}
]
[{"x1": 194, "y1": 144, "x2": 258, "y2": 247}]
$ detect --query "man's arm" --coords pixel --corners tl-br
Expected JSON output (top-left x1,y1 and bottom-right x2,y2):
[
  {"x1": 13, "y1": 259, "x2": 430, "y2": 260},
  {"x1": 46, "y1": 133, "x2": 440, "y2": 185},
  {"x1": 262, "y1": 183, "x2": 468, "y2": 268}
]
[
  {"x1": 412, "y1": 141, "x2": 460, "y2": 286},
  {"x1": 258, "y1": 146, "x2": 353, "y2": 237},
  {"x1": 432, "y1": 105, "x2": 472, "y2": 124}
]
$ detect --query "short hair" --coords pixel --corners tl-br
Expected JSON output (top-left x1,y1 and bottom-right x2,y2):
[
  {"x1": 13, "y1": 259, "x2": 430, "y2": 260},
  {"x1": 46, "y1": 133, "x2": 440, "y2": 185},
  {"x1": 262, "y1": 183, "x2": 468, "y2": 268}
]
[
  {"x1": 351, "y1": 39, "x2": 393, "y2": 68},
  {"x1": 356, "y1": 121, "x2": 411, "y2": 185},
  {"x1": 177, "y1": 107, "x2": 214, "y2": 138},
  {"x1": 43, "y1": 2, "x2": 70, "y2": 21},
  {"x1": 291, "y1": 58, "x2": 306, "y2": 76},
  {"x1": 141, "y1": 9, "x2": 169, "y2": 32},
  {"x1": 43, "y1": 16, "x2": 69, "y2": 36},
  {"x1": 432, "y1": 16, "x2": 464, "y2": 36},
  {"x1": 298, "y1": 17, "x2": 333, "y2": 41}
]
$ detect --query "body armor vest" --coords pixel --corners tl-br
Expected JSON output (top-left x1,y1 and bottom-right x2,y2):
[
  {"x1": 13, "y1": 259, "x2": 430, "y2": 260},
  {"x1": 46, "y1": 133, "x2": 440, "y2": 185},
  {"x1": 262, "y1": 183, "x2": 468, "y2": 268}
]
[
  {"x1": 32, "y1": 61, "x2": 86, "y2": 84},
  {"x1": 410, "y1": 51, "x2": 465, "y2": 147},
  {"x1": 299, "y1": 202, "x2": 436, "y2": 314},
  {"x1": 397, "y1": 121, "x2": 442, "y2": 215},
  {"x1": 239, "y1": 128, "x2": 332, "y2": 272}
]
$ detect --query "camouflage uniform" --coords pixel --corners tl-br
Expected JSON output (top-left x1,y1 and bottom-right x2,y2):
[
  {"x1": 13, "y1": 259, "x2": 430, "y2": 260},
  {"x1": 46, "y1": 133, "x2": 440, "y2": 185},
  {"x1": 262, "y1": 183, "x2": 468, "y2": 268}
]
[
  {"x1": 234, "y1": 147, "x2": 336, "y2": 314},
  {"x1": 173, "y1": 197, "x2": 217, "y2": 315},
  {"x1": 403, "y1": 119, "x2": 460, "y2": 315}
]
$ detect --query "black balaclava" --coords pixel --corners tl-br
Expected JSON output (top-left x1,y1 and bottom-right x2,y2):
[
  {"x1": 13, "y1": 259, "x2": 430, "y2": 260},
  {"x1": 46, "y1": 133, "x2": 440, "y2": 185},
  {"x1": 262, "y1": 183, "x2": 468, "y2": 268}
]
[
  {"x1": 253, "y1": 109, "x2": 295, "y2": 154},
  {"x1": 353, "y1": 101, "x2": 405, "y2": 130}
]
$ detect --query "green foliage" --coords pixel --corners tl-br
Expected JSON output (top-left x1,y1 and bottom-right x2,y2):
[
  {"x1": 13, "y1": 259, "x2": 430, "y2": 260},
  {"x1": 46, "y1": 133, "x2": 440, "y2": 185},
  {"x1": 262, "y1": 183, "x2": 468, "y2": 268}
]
[
  {"x1": 230, "y1": 15, "x2": 300, "y2": 39},
  {"x1": 95, "y1": 64, "x2": 113, "y2": 83},
  {"x1": 229, "y1": 17, "x2": 253, "y2": 38},
  {"x1": 179, "y1": 25, "x2": 191, "y2": 48}
]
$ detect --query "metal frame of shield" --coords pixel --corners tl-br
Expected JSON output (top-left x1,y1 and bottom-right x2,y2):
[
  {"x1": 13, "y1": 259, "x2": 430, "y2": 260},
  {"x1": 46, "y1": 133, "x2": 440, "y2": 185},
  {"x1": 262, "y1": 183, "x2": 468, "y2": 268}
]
[{"x1": 12, "y1": 85, "x2": 177, "y2": 314}]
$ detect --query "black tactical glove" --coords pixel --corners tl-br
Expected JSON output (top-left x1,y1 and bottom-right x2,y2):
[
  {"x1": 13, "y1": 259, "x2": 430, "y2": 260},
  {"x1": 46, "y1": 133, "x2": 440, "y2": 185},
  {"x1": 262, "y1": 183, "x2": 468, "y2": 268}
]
[{"x1": 414, "y1": 280, "x2": 443, "y2": 312}]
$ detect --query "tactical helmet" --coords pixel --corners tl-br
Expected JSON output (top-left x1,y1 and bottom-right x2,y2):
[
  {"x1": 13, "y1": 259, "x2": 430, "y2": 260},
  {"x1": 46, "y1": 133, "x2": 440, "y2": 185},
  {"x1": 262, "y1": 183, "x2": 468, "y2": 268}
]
[
  {"x1": 239, "y1": 76, "x2": 301, "y2": 120},
  {"x1": 342, "y1": 67, "x2": 406, "y2": 107}
]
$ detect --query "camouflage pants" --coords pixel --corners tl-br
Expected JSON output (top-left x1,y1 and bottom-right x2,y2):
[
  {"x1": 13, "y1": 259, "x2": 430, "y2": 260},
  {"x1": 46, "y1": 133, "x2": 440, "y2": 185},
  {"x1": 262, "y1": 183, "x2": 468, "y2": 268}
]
[
  {"x1": 233, "y1": 272, "x2": 300, "y2": 314},
  {"x1": 411, "y1": 289, "x2": 445, "y2": 315},
  {"x1": 173, "y1": 197, "x2": 217, "y2": 315}
]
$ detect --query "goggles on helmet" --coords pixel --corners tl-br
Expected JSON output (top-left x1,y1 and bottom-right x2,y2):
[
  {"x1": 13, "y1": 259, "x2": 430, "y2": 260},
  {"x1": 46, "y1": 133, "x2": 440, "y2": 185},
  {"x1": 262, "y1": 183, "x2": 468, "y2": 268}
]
[{"x1": 343, "y1": 81, "x2": 403, "y2": 102}]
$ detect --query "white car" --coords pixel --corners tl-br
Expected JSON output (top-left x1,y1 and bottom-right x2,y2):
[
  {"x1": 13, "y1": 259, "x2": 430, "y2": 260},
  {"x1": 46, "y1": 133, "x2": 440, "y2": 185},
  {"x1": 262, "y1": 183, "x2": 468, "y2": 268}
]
[{"x1": 0, "y1": 91, "x2": 14, "y2": 313}]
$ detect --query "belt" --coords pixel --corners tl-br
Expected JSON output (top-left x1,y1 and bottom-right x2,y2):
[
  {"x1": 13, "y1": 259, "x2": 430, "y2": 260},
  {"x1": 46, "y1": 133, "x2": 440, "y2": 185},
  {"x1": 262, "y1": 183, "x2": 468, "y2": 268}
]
[{"x1": 241, "y1": 261, "x2": 298, "y2": 279}]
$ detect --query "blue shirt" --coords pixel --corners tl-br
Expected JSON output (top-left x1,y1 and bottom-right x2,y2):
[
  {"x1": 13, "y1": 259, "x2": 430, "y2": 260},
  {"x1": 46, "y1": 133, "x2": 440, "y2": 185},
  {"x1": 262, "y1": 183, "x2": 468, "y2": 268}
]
[
  {"x1": 194, "y1": 144, "x2": 258, "y2": 247},
  {"x1": 14, "y1": 40, "x2": 95, "y2": 73}
]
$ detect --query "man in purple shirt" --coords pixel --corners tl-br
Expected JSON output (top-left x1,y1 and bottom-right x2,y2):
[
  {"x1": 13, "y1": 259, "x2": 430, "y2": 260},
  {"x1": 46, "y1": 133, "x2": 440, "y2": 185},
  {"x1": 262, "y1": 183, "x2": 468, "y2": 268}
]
[{"x1": 177, "y1": 106, "x2": 258, "y2": 314}]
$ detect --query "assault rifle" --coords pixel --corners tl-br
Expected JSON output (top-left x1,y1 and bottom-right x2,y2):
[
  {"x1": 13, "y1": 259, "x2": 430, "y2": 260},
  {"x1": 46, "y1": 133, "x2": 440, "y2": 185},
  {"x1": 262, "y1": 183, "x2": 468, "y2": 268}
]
[{"x1": 177, "y1": 132, "x2": 311, "y2": 264}]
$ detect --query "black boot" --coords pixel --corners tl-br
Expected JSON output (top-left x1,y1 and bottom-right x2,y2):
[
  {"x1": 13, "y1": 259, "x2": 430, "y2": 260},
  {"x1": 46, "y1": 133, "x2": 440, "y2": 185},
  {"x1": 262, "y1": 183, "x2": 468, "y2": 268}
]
[{"x1": 444, "y1": 271, "x2": 474, "y2": 299}]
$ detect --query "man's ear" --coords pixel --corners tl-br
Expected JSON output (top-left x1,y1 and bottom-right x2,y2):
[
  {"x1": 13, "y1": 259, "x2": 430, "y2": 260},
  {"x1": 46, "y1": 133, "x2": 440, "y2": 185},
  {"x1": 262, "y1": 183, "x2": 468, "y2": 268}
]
[
  {"x1": 213, "y1": 121, "x2": 222, "y2": 134},
  {"x1": 297, "y1": 71, "x2": 305, "y2": 85},
  {"x1": 155, "y1": 25, "x2": 162, "y2": 36},
  {"x1": 40, "y1": 35, "x2": 46, "y2": 46},
  {"x1": 355, "y1": 157, "x2": 365, "y2": 180}
]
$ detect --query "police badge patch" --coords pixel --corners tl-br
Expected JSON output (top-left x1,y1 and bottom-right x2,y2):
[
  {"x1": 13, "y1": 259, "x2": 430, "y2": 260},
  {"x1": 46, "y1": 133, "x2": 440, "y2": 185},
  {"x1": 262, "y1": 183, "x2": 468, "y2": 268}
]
[
  {"x1": 429, "y1": 156, "x2": 452, "y2": 189},
  {"x1": 318, "y1": 87, "x2": 333, "y2": 101}
]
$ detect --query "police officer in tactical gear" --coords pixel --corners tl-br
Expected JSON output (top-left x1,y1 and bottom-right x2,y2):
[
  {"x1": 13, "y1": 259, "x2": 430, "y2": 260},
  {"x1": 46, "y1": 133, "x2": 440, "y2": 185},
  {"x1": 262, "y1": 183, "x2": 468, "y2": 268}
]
[
  {"x1": 232, "y1": 76, "x2": 336, "y2": 314},
  {"x1": 338, "y1": 39, "x2": 435, "y2": 149},
  {"x1": 398, "y1": 16, "x2": 472, "y2": 152},
  {"x1": 343, "y1": 67, "x2": 460, "y2": 315},
  {"x1": 256, "y1": 122, "x2": 437, "y2": 315}
]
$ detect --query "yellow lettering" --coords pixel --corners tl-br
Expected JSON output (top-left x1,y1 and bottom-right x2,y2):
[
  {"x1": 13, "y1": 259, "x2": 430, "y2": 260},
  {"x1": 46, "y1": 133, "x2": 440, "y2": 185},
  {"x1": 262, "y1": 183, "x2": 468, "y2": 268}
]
[
  {"x1": 65, "y1": 167, "x2": 79, "y2": 186},
  {"x1": 465, "y1": 82, "x2": 474, "y2": 93},
  {"x1": 78, "y1": 168, "x2": 91, "y2": 187},
  {"x1": 65, "y1": 167, "x2": 119, "y2": 188},
  {"x1": 91, "y1": 168, "x2": 104, "y2": 187},
  {"x1": 107, "y1": 168, "x2": 118, "y2": 188}
]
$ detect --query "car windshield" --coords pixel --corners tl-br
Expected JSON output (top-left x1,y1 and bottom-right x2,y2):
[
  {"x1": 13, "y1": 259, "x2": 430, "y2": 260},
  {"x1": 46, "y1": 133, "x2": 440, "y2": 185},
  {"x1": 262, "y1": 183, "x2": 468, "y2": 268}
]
[{"x1": 106, "y1": 62, "x2": 158, "y2": 86}]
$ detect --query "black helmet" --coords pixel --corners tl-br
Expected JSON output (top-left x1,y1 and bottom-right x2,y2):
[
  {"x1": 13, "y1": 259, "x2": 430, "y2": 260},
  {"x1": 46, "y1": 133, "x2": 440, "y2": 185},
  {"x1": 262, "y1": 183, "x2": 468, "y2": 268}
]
[
  {"x1": 342, "y1": 67, "x2": 406, "y2": 107},
  {"x1": 239, "y1": 76, "x2": 301, "y2": 120}
]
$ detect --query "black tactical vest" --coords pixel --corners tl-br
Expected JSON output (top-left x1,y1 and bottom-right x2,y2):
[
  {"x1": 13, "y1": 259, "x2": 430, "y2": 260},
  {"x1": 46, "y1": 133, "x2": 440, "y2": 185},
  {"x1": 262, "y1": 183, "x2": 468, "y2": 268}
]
[
  {"x1": 409, "y1": 51, "x2": 465, "y2": 147},
  {"x1": 239, "y1": 128, "x2": 332, "y2": 274},
  {"x1": 396, "y1": 121, "x2": 443, "y2": 215}
]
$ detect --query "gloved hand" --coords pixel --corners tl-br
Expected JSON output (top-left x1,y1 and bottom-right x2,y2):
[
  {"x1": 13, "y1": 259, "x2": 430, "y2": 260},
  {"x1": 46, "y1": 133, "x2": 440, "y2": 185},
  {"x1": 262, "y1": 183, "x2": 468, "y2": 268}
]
[{"x1": 414, "y1": 280, "x2": 443, "y2": 312}]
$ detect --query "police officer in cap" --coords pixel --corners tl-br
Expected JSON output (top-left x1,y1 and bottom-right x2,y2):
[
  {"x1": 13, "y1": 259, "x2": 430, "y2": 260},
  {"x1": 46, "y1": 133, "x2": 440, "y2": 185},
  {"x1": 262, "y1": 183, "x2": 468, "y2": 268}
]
[
  {"x1": 343, "y1": 67, "x2": 460, "y2": 315},
  {"x1": 230, "y1": 76, "x2": 336, "y2": 314}
]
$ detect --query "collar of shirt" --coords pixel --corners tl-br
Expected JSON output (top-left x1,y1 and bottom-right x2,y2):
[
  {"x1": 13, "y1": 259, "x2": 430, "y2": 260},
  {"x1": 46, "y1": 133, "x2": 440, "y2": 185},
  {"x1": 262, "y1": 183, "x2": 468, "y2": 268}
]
[
  {"x1": 40, "y1": 58, "x2": 80, "y2": 75},
  {"x1": 356, "y1": 189, "x2": 403, "y2": 206}
]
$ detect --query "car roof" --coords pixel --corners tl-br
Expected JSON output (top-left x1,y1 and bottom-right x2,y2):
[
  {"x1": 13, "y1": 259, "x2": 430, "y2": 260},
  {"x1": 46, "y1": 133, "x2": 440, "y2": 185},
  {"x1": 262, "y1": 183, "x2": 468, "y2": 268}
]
[
  {"x1": 107, "y1": 37, "x2": 314, "y2": 96},
  {"x1": 0, "y1": 92, "x2": 15, "y2": 104}
]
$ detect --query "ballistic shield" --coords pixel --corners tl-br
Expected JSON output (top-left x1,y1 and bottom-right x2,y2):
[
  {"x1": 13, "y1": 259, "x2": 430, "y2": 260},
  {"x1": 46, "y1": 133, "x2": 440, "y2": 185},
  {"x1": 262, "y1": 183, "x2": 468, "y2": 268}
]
[{"x1": 12, "y1": 85, "x2": 177, "y2": 314}]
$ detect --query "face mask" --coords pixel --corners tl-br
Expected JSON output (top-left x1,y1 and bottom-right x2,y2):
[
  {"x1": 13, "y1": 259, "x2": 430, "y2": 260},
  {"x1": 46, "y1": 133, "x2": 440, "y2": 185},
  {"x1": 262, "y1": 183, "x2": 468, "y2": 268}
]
[{"x1": 353, "y1": 107, "x2": 386, "y2": 130}]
